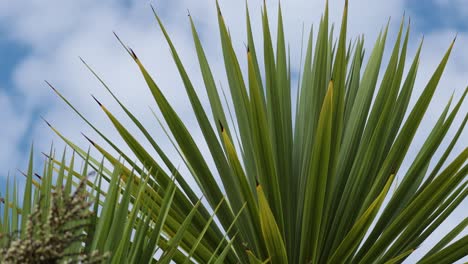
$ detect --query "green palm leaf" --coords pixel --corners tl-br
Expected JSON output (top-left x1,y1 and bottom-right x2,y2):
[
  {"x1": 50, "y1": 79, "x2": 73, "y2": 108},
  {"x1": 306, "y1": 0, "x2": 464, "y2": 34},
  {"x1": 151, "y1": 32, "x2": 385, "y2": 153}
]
[{"x1": 2, "y1": 1, "x2": 467, "y2": 263}]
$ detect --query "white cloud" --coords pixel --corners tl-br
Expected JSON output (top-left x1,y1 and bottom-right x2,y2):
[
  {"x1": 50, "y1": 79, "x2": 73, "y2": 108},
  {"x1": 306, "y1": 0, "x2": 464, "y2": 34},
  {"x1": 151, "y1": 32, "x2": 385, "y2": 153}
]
[
  {"x1": 434, "y1": 0, "x2": 468, "y2": 16},
  {"x1": 0, "y1": 90, "x2": 29, "y2": 173}
]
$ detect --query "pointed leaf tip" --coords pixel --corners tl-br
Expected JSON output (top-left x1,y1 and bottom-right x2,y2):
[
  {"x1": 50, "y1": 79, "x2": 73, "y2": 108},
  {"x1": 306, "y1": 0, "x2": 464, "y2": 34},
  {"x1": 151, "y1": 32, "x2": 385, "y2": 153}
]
[
  {"x1": 218, "y1": 120, "x2": 224, "y2": 132},
  {"x1": 129, "y1": 48, "x2": 138, "y2": 60},
  {"x1": 216, "y1": 0, "x2": 222, "y2": 16},
  {"x1": 113, "y1": 31, "x2": 123, "y2": 44},
  {"x1": 150, "y1": 4, "x2": 156, "y2": 13},
  {"x1": 45, "y1": 80, "x2": 57, "y2": 92},
  {"x1": 34, "y1": 173, "x2": 42, "y2": 180},
  {"x1": 91, "y1": 95, "x2": 103, "y2": 107},
  {"x1": 16, "y1": 169, "x2": 27, "y2": 178},
  {"x1": 81, "y1": 133, "x2": 96, "y2": 146},
  {"x1": 78, "y1": 56, "x2": 88, "y2": 66},
  {"x1": 40, "y1": 116, "x2": 52, "y2": 127}
]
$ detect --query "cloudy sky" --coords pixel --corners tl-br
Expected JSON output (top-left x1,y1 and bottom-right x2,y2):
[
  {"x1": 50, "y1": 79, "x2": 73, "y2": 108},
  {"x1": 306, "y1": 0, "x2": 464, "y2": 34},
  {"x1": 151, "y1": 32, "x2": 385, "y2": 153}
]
[{"x1": 0, "y1": 0, "x2": 466, "y2": 262}]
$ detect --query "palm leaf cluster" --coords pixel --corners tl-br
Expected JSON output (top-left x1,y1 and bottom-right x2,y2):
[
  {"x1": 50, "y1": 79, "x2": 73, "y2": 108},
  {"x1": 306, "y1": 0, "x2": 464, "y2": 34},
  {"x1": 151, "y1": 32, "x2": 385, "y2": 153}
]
[
  {"x1": 1, "y1": 0, "x2": 467, "y2": 263},
  {"x1": 0, "y1": 153, "x2": 109, "y2": 263}
]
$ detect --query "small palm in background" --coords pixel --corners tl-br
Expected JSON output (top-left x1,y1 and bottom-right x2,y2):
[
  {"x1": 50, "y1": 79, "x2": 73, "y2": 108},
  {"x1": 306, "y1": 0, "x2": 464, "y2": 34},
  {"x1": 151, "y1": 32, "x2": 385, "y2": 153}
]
[{"x1": 1, "y1": 0, "x2": 467, "y2": 263}]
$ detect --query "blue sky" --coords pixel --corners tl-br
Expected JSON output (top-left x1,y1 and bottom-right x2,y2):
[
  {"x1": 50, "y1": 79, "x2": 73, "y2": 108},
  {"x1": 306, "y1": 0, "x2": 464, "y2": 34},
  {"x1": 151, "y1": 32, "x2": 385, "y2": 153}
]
[
  {"x1": 407, "y1": 0, "x2": 468, "y2": 32},
  {"x1": 0, "y1": 0, "x2": 467, "y2": 262}
]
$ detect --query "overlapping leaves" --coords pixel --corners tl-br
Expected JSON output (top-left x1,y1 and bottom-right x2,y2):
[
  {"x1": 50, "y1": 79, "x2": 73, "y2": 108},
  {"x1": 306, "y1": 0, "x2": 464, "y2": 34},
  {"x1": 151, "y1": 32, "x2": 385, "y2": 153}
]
[{"x1": 2, "y1": 0, "x2": 467, "y2": 263}]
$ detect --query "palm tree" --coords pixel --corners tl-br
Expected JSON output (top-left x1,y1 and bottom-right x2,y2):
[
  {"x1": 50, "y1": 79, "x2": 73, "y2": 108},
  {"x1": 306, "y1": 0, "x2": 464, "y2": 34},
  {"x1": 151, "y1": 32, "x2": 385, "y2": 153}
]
[{"x1": 1, "y1": 1, "x2": 467, "y2": 263}]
